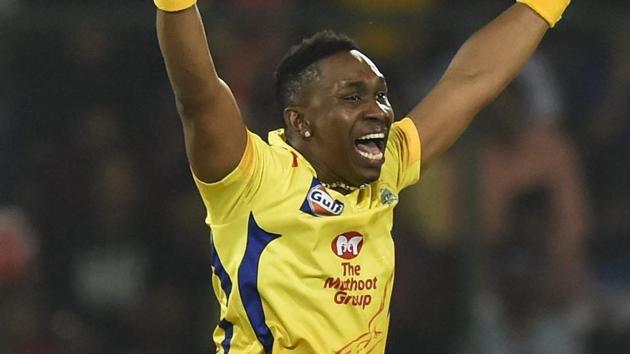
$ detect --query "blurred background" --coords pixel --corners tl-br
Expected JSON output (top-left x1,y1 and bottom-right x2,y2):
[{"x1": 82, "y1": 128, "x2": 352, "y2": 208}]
[{"x1": 1, "y1": 0, "x2": 629, "y2": 353}]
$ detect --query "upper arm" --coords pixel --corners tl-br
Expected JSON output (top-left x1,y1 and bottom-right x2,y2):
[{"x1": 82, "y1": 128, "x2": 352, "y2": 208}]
[
  {"x1": 408, "y1": 73, "x2": 491, "y2": 167},
  {"x1": 157, "y1": 6, "x2": 247, "y2": 183},
  {"x1": 177, "y1": 79, "x2": 248, "y2": 183},
  {"x1": 407, "y1": 4, "x2": 548, "y2": 167}
]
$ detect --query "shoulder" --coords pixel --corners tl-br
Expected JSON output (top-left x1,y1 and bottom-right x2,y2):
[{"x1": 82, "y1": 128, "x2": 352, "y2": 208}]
[{"x1": 380, "y1": 118, "x2": 422, "y2": 190}]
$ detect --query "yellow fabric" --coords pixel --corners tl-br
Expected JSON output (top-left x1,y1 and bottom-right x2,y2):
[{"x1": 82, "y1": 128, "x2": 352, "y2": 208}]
[
  {"x1": 193, "y1": 118, "x2": 421, "y2": 353},
  {"x1": 516, "y1": 0, "x2": 571, "y2": 27},
  {"x1": 154, "y1": 0, "x2": 196, "y2": 12}
]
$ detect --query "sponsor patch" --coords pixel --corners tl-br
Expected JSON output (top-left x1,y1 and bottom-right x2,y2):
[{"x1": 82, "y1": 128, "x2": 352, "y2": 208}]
[
  {"x1": 300, "y1": 179, "x2": 344, "y2": 217},
  {"x1": 331, "y1": 232, "x2": 363, "y2": 259}
]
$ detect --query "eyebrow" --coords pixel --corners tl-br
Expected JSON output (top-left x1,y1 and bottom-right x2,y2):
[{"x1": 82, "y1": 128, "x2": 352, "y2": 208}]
[
  {"x1": 338, "y1": 81, "x2": 366, "y2": 90},
  {"x1": 337, "y1": 77, "x2": 387, "y2": 91}
]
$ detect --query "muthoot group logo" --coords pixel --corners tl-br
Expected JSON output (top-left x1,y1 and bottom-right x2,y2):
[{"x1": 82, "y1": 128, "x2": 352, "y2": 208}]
[{"x1": 331, "y1": 232, "x2": 363, "y2": 259}]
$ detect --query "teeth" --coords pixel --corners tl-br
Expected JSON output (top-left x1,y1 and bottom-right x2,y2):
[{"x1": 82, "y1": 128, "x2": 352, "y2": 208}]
[
  {"x1": 357, "y1": 133, "x2": 385, "y2": 140},
  {"x1": 357, "y1": 150, "x2": 384, "y2": 160}
]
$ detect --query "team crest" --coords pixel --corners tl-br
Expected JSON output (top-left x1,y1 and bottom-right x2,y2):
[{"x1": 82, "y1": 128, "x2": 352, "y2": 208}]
[
  {"x1": 300, "y1": 179, "x2": 344, "y2": 217},
  {"x1": 379, "y1": 187, "x2": 398, "y2": 205}
]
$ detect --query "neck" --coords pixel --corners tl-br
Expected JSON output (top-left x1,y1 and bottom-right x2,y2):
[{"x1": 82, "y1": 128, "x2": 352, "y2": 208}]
[
  {"x1": 286, "y1": 133, "x2": 365, "y2": 194},
  {"x1": 321, "y1": 181, "x2": 368, "y2": 193}
]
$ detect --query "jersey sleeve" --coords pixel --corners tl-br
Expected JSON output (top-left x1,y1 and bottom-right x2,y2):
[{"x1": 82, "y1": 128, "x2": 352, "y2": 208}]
[
  {"x1": 191, "y1": 131, "x2": 269, "y2": 225},
  {"x1": 384, "y1": 117, "x2": 422, "y2": 191}
]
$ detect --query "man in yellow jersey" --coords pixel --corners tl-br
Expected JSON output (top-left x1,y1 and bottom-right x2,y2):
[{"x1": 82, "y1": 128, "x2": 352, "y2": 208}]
[{"x1": 154, "y1": 0, "x2": 571, "y2": 352}]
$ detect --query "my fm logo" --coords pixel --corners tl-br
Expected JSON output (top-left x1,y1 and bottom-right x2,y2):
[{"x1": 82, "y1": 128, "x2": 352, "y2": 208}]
[
  {"x1": 307, "y1": 185, "x2": 344, "y2": 216},
  {"x1": 331, "y1": 232, "x2": 363, "y2": 259}
]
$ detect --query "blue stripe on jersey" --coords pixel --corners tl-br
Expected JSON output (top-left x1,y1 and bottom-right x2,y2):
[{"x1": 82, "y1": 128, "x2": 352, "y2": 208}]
[
  {"x1": 238, "y1": 213, "x2": 280, "y2": 354},
  {"x1": 218, "y1": 319, "x2": 234, "y2": 353},
  {"x1": 211, "y1": 241, "x2": 233, "y2": 301},
  {"x1": 211, "y1": 241, "x2": 234, "y2": 352}
]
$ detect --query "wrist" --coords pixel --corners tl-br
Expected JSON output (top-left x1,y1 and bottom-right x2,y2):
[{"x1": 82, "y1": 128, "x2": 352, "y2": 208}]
[
  {"x1": 516, "y1": 0, "x2": 571, "y2": 27},
  {"x1": 154, "y1": 0, "x2": 196, "y2": 12}
]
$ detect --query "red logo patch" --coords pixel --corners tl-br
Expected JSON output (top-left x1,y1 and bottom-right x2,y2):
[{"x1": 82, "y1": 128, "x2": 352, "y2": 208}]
[{"x1": 331, "y1": 232, "x2": 363, "y2": 259}]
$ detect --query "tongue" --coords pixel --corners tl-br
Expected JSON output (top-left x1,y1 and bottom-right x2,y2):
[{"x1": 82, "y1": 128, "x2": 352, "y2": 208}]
[{"x1": 356, "y1": 141, "x2": 381, "y2": 155}]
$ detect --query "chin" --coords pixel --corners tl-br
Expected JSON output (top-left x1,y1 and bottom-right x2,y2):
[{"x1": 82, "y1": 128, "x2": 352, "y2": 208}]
[
  {"x1": 344, "y1": 153, "x2": 386, "y2": 187},
  {"x1": 353, "y1": 166, "x2": 382, "y2": 186}
]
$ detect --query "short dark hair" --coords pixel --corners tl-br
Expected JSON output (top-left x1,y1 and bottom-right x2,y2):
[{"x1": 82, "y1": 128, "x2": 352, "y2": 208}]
[{"x1": 274, "y1": 30, "x2": 360, "y2": 111}]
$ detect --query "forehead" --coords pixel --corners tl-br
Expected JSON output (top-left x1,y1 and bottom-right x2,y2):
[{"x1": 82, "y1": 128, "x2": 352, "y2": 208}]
[{"x1": 315, "y1": 50, "x2": 385, "y2": 88}]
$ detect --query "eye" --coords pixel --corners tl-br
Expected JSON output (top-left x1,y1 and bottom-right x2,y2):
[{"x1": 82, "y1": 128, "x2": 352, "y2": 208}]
[
  {"x1": 343, "y1": 94, "x2": 362, "y2": 102},
  {"x1": 376, "y1": 91, "x2": 388, "y2": 101}
]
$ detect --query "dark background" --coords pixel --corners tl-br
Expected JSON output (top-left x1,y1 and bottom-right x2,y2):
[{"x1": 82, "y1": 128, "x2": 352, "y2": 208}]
[{"x1": 2, "y1": 0, "x2": 629, "y2": 353}]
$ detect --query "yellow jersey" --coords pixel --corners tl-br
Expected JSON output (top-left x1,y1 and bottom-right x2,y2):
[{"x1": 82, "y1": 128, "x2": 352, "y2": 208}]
[{"x1": 193, "y1": 118, "x2": 421, "y2": 353}]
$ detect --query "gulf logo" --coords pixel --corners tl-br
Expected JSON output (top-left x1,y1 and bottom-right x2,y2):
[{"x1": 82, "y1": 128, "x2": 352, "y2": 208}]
[
  {"x1": 307, "y1": 185, "x2": 344, "y2": 216},
  {"x1": 332, "y1": 232, "x2": 364, "y2": 259}
]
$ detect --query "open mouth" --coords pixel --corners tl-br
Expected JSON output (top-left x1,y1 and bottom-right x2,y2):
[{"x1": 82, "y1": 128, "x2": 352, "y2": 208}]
[{"x1": 354, "y1": 132, "x2": 386, "y2": 162}]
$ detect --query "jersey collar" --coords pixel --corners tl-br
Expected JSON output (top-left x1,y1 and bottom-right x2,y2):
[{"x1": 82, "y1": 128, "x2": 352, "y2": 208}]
[
  {"x1": 267, "y1": 129, "x2": 371, "y2": 199},
  {"x1": 268, "y1": 128, "x2": 317, "y2": 176}
]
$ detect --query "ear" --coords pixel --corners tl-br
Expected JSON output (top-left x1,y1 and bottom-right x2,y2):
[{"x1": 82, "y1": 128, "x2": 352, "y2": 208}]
[{"x1": 283, "y1": 107, "x2": 310, "y2": 137}]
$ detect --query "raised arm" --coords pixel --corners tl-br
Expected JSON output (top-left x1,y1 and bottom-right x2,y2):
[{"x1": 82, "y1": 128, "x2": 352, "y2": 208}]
[
  {"x1": 410, "y1": 0, "x2": 570, "y2": 166},
  {"x1": 156, "y1": 1, "x2": 247, "y2": 182}
]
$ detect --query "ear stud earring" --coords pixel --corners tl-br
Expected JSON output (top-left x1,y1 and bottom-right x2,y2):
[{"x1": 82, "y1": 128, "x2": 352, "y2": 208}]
[{"x1": 304, "y1": 131, "x2": 311, "y2": 138}]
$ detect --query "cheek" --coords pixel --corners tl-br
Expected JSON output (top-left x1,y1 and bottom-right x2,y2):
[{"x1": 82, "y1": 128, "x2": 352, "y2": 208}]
[
  {"x1": 323, "y1": 113, "x2": 353, "y2": 140},
  {"x1": 381, "y1": 101, "x2": 395, "y2": 120},
  {"x1": 315, "y1": 115, "x2": 352, "y2": 156},
  {"x1": 387, "y1": 105, "x2": 395, "y2": 119}
]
